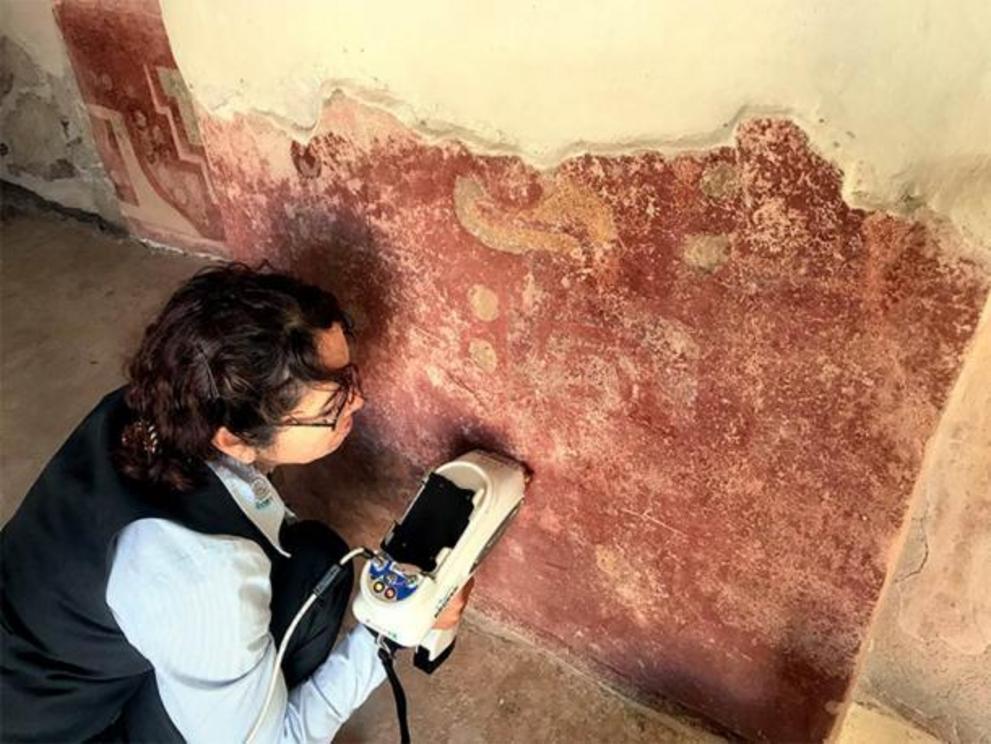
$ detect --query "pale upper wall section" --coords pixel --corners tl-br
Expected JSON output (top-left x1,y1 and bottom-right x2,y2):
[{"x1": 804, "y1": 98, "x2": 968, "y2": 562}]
[
  {"x1": 161, "y1": 0, "x2": 990, "y2": 247},
  {"x1": 3, "y1": 0, "x2": 68, "y2": 76}
]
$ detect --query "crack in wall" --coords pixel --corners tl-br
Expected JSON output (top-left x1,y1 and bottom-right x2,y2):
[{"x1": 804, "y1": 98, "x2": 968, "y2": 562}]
[{"x1": 895, "y1": 493, "x2": 933, "y2": 585}]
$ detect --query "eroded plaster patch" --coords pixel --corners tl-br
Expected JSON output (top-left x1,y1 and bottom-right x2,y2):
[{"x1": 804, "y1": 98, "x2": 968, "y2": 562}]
[
  {"x1": 699, "y1": 161, "x2": 740, "y2": 201},
  {"x1": 682, "y1": 234, "x2": 731, "y2": 272},
  {"x1": 468, "y1": 284, "x2": 500, "y2": 321},
  {"x1": 469, "y1": 338, "x2": 499, "y2": 373},
  {"x1": 0, "y1": 34, "x2": 120, "y2": 223}
]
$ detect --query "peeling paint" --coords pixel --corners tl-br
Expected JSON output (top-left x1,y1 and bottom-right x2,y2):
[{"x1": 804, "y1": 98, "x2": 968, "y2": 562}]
[
  {"x1": 160, "y1": 2, "x2": 991, "y2": 247},
  {"x1": 0, "y1": 33, "x2": 120, "y2": 223},
  {"x1": 194, "y1": 92, "x2": 990, "y2": 741},
  {"x1": 3, "y1": 92, "x2": 77, "y2": 180}
]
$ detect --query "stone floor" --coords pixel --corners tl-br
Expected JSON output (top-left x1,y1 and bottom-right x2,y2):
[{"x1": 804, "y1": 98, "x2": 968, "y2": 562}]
[{"x1": 0, "y1": 207, "x2": 719, "y2": 743}]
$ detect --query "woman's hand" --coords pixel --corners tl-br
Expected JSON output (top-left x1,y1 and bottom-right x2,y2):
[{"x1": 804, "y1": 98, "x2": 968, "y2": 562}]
[{"x1": 432, "y1": 577, "x2": 475, "y2": 630}]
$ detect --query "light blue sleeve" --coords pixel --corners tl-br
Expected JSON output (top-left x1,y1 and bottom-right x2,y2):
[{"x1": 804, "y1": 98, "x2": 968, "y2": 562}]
[{"x1": 106, "y1": 518, "x2": 386, "y2": 743}]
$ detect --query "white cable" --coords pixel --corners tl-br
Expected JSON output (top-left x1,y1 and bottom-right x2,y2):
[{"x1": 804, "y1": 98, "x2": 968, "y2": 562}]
[{"x1": 245, "y1": 546, "x2": 369, "y2": 743}]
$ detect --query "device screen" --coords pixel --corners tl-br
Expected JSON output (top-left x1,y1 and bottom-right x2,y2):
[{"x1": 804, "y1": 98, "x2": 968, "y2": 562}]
[{"x1": 382, "y1": 473, "x2": 475, "y2": 572}]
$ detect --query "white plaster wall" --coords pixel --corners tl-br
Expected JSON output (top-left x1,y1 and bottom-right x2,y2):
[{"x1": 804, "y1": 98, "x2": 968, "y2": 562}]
[
  {"x1": 2, "y1": 0, "x2": 65, "y2": 76},
  {"x1": 161, "y1": 0, "x2": 990, "y2": 248},
  {"x1": 1, "y1": 0, "x2": 121, "y2": 223}
]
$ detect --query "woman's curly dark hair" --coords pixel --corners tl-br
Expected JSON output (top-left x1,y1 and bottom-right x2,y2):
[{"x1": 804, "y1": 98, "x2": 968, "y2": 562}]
[{"x1": 114, "y1": 262, "x2": 354, "y2": 492}]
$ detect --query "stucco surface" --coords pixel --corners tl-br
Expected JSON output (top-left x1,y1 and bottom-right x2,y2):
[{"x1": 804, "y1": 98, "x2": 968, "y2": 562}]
[
  {"x1": 1, "y1": 1, "x2": 121, "y2": 223},
  {"x1": 198, "y1": 94, "x2": 989, "y2": 740},
  {"x1": 160, "y1": 0, "x2": 991, "y2": 247},
  {"x1": 854, "y1": 300, "x2": 991, "y2": 743},
  {"x1": 3, "y1": 0, "x2": 68, "y2": 76}
]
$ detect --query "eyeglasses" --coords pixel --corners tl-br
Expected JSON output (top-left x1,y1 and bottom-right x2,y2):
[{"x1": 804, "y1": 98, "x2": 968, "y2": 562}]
[{"x1": 278, "y1": 364, "x2": 363, "y2": 430}]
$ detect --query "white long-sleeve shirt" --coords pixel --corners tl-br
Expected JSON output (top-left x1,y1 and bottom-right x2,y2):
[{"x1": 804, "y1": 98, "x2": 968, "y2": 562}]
[{"x1": 105, "y1": 455, "x2": 385, "y2": 742}]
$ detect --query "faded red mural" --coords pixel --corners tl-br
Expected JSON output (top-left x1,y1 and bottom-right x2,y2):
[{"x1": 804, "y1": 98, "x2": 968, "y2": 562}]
[
  {"x1": 51, "y1": 2, "x2": 989, "y2": 741},
  {"x1": 200, "y1": 100, "x2": 988, "y2": 741},
  {"x1": 54, "y1": 0, "x2": 224, "y2": 251}
]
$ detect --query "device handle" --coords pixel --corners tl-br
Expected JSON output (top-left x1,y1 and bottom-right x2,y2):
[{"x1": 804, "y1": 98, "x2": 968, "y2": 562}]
[{"x1": 419, "y1": 625, "x2": 457, "y2": 661}]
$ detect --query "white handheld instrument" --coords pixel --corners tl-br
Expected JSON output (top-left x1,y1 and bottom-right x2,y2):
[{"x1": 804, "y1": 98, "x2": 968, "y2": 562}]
[
  {"x1": 248, "y1": 449, "x2": 525, "y2": 743},
  {"x1": 352, "y1": 450, "x2": 526, "y2": 664}
]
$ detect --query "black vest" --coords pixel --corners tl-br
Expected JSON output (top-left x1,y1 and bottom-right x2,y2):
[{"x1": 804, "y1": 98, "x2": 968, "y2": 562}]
[{"x1": 1, "y1": 388, "x2": 278, "y2": 742}]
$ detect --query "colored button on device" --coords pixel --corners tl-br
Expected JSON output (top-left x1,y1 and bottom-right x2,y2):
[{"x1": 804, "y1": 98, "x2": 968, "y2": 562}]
[
  {"x1": 384, "y1": 588, "x2": 396, "y2": 600},
  {"x1": 373, "y1": 581, "x2": 385, "y2": 593}
]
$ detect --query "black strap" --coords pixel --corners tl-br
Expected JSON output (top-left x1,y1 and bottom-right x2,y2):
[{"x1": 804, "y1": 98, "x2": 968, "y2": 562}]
[{"x1": 377, "y1": 645, "x2": 411, "y2": 744}]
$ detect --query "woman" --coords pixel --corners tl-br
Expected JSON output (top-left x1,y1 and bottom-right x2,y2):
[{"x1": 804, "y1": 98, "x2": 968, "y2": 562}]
[{"x1": 1, "y1": 263, "x2": 470, "y2": 742}]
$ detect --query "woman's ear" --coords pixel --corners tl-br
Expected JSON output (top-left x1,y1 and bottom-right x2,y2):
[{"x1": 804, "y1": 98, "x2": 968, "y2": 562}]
[{"x1": 211, "y1": 426, "x2": 258, "y2": 464}]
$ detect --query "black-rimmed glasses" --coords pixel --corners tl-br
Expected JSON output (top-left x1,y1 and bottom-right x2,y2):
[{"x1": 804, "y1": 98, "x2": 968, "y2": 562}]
[{"x1": 278, "y1": 364, "x2": 363, "y2": 430}]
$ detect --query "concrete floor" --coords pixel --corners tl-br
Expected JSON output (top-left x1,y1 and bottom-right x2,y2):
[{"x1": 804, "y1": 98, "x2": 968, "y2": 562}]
[{"x1": 1, "y1": 207, "x2": 720, "y2": 743}]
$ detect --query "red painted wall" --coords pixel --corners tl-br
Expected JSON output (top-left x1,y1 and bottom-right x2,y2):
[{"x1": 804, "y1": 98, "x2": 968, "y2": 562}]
[
  {"x1": 201, "y1": 102, "x2": 988, "y2": 741},
  {"x1": 54, "y1": 2, "x2": 989, "y2": 739},
  {"x1": 54, "y1": 0, "x2": 224, "y2": 250}
]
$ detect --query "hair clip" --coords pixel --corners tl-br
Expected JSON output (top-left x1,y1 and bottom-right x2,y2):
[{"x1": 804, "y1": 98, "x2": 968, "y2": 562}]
[
  {"x1": 124, "y1": 418, "x2": 160, "y2": 457},
  {"x1": 195, "y1": 344, "x2": 221, "y2": 400},
  {"x1": 143, "y1": 421, "x2": 160, "y2": 455}
]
